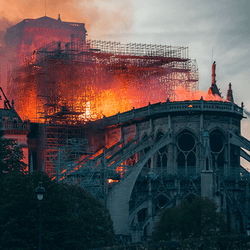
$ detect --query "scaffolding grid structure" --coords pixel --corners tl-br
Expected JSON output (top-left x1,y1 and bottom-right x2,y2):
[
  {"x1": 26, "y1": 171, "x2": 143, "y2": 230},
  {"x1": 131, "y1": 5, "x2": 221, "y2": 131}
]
[{"x1": 7, "y1": 36, "x2": 199, "y2": 178}]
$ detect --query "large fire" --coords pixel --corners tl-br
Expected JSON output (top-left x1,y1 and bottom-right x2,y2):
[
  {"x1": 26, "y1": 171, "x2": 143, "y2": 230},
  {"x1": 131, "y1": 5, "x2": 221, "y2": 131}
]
[
  {"x1": 3, "y1": 14, "x2": 200, "y2": 178},
  {"x1": 9, "y1": 47, "x2": 199, "y2": 123},
  {"x1": 174, "y1": 86, "x2": 225, "y2": 102},
  {"x1": 15, "y1": 79, "x2": 224, "y2": 123}
]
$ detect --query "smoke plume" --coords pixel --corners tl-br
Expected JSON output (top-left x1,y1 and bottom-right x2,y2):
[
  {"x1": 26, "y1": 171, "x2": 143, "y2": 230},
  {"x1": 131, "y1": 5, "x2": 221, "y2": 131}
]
[
  {"x1": 0, "y1": 0, "x2": 134, "y2": 41},
  {"x1": 0, "y1": 0, "x2": 134, "y2": 93}
]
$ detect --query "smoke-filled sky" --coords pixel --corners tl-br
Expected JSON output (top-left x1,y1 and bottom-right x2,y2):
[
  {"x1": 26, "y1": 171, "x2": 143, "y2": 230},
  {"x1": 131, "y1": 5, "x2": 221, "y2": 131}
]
[
  {"x1": 1, "y1": 0, "x2": 249, "y2": 103},
  {"x1": 1, "y1": 0, "x2": 250, "y2": 157}
]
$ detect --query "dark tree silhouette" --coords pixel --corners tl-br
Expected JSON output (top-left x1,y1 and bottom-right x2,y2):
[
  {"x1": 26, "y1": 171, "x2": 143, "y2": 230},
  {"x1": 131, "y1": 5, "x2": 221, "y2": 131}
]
[
  {"x1": 152, "y1": 195, "x2": 228, "y2": 241},
  {"x1": 0, "y1": 138, "x2": 114, "y2": 250}
]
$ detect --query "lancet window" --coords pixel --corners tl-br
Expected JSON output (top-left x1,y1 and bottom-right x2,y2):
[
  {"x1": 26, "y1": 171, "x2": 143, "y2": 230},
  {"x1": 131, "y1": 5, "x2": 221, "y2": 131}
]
[
  {"x1": 156, "y1": 131, "x2": 168, "y2": 170},
  {"x1": 209, "y1": 130, "x2": 225, "y2": 175},
  {"x1": 177, "y1": 131, "x2": 196, "y2": 176}
]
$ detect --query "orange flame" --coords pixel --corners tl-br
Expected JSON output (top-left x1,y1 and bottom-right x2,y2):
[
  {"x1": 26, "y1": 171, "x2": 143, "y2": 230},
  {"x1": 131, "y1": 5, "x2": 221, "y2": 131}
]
[
  {"x1": 174, "y1": 86, "x2": 225, "y2": 102},
  {"x1": 116, "y1": 166, "x2": 127, "y2": 178},
  {"x1": 108, "y1": 179, "x2": 119, "y2": 183}
]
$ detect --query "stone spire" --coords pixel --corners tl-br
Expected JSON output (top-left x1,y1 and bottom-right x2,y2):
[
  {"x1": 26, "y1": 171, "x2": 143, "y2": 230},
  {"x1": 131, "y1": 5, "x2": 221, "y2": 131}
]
[
  {"x1": 208, "y1": 61, "x2": 221, "y2": 97},
  {"x1": 226, "y1": 82, "x2": 234, "y2": 103}
]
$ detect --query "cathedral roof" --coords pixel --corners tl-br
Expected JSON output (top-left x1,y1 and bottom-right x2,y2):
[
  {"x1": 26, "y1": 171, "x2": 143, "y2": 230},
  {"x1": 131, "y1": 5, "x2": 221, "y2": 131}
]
[
  {"x1": 208, "y1": 82, "x2": 221, "y2": 97},
  {"x1": 0, "y1": 104, "x2": 22, "y2": 123}
]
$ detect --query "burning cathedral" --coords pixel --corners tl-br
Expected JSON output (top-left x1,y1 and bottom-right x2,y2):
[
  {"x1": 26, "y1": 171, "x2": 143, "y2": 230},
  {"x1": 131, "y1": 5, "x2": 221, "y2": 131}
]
[{"x1": 2, "y1": 15, "x2": 250, "y2": 242}]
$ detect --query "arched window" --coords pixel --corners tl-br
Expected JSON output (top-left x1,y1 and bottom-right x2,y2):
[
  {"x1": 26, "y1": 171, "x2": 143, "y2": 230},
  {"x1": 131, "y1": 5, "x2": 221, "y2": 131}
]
[
  {"x1": 154, "y1": 195, "x2": 169, "y2": 212},
  {"x1": 209, "y1": 130, "x2": 225, "y2": 175},
  {"x1": 156, "y1": 131, "x2": 168, "y2": 170},
  {"x1": 177, "y1": 131, "x2": 196, "y2": 176},
  {"x1": 187, "y1": 151, "x2": 196, "y2": 166},
  {"x1": 177, "y1": 152, "x2": 185, "y2": 173}
]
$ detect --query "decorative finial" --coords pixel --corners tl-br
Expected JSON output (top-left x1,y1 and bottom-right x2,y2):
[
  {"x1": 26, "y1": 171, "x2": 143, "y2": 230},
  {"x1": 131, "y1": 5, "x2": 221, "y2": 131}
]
[{"x1": 226, "y1": 82, "x2": 234, "y2": 103}]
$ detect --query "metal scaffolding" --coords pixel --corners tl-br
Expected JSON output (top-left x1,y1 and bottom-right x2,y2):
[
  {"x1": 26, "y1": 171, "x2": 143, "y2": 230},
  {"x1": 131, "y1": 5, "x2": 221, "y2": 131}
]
[
  {"x1": 7, "y1": 37, "x2": 199, "y2": 123},
  {"x1": 7, "y1": 36, "x2": 199, "y2": 178}
]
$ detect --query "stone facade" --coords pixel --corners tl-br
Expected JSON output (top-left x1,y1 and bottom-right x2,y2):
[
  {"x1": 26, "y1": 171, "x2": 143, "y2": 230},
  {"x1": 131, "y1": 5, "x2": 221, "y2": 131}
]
[
  {"x1": 77, "y1": 99, "x2": 250, "y2": 242},
  {"x1": 27, "y1": 97, "x2": 250, "y2": 242}
]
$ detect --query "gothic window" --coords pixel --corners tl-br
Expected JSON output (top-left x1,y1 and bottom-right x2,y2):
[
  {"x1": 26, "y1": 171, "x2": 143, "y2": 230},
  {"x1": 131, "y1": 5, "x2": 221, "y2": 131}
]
[
  {"x1": 156, "y1": 131, "x2": 168, "y2": 169},
  {"x1": 209, "y1": 130, "x2": 225, "y2": 175},
  {"x1": 154, "y1": 195, "x2": 169, "y2": 212},
  {"x1": 177, "y1": 131, "x2": 196, "y2": 176},
  {"x1": 177, "y1": 152, "x2": 185, "y2": 174},
  {"x1": 187, "y1": 151, "x2": 196, "y2": 166},
  {"x1": 217, "y1": 153, "x2": 224, "y2": 167}
]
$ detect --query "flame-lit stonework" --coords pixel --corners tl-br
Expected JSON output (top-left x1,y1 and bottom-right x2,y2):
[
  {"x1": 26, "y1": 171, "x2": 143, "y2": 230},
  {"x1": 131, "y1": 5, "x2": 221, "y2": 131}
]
[
  {"x1": 68, "y1": 98, "x2": 247, "y2": 240},
  {"x1": 6, "y1": 16, "x2": 198, "y2": 123},
  {"x1": 3, "y1": 16, "x2": 250, "y2": 242}
]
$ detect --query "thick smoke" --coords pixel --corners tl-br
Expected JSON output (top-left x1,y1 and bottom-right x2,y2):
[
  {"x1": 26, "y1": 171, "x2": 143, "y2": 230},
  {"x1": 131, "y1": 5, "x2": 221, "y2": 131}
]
[
  {"x1": 0, "y1": 0, "x2": 134, "y2": 94},
  {"x1": 0, "y1": 0, "x2": 134, "y2": 41}
]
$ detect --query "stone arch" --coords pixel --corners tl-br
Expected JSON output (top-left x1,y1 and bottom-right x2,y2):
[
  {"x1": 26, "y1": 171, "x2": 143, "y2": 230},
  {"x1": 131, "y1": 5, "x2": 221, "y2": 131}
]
[
  {"x1": 142, "y1": 222, "x2": 150, "y2": 240},
  {"x1": 129, "y1": 200, "x2": 149, "y2": 225},
  {"x1": 107, "y1": 130, "x2": 172, "y2": 235},
  {"x1": 208, "y1": 126, "x2": 227, "y2": 140},
  {"x1": 174, "y1": 126, "x2": 199, "y2": 143},
  {"x1": 175, "y1": 129, "x2": 197, "y2": 176},
  {"x1": 209, "y1": 129, "x2": 226, "y2": 174},
  {"x1": 153, "y1": 193, "x2": 171, "y2": 213},
  {"x1": 182, "y1": 192, "x2": 198, "y2": 202},
  {"x1": 140, "y1": 132, "x2": 149, "y2": 142},
  {"x1": 153, "y1": 128, "x2": 166, "y2": 141}
]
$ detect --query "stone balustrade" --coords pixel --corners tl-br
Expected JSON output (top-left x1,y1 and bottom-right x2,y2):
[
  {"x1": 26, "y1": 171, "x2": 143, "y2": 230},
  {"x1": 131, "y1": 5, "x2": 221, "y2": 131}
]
[
  {"x1": 97, "y1": 100, "x2": 243, "y2": 128},
  {"x1": 1, "y1": 122, "x2": 30, "y2": 130}
]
